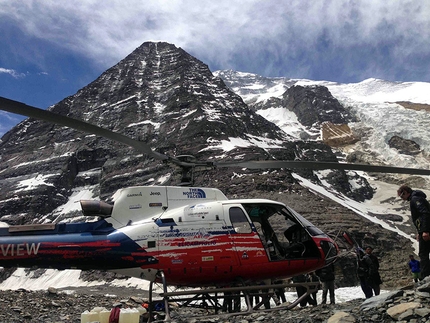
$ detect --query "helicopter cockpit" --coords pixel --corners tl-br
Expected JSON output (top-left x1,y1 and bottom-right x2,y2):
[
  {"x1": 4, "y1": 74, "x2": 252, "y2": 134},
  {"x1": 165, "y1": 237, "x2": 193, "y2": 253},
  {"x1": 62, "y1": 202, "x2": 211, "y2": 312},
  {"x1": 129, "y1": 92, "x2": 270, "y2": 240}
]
[{"x1": 242, "y1": 204, "x2": 322, "y2": 261}]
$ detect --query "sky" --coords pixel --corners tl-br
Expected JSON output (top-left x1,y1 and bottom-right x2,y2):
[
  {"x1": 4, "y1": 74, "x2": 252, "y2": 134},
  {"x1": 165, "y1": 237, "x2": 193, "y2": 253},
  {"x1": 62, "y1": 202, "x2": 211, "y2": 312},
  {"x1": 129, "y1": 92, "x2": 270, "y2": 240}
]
[{"x1": 1, "y1": 1, "x2": 430, "y2": 135}]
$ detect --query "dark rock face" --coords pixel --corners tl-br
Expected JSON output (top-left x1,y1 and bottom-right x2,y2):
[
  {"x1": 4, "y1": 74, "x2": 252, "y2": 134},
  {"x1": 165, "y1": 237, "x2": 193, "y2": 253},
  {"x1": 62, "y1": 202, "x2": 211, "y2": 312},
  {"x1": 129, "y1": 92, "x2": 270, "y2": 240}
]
[
  {"x1": 388, "y1": 135, "x2": 421, "y2": 155},
  {"x1": 282, "y1": 85, "x2": 356, "y2": 128}
]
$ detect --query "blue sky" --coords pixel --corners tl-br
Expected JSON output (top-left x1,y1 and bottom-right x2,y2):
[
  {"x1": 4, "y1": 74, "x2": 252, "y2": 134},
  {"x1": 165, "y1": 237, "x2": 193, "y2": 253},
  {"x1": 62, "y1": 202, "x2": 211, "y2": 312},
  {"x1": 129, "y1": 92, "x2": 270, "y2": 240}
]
[{"x1": 1, "y1": 0, "x2": 430, "y2": 136}]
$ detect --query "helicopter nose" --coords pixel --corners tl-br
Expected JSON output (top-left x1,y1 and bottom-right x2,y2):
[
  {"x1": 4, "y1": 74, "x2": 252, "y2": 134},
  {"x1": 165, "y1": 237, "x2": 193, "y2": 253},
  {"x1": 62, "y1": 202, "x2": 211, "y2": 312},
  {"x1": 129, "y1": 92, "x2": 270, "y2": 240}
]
[{"x1": 320, "y1": 240, "x2": 338, "y2": 264}]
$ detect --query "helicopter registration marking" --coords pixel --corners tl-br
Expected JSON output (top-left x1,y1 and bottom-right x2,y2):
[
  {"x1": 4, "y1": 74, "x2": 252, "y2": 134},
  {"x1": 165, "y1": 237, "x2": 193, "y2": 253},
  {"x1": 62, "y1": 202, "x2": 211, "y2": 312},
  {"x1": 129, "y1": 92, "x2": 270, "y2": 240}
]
[
  {"x1": 202, "y1": 256, "x2": 214, "y2": 261},
  {"x1": 0, "y1": 243, "x2": 41, "y2": 256}
]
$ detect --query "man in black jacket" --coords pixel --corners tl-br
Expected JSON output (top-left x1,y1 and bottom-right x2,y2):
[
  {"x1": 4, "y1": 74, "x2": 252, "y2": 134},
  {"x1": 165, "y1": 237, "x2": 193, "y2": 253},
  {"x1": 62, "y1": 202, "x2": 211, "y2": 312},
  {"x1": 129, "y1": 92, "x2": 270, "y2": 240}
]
[
  {"x1": 398, "y1": 185, "x2": 430, "y2": 279},
  {"x1": 362, "y1": 246, "x2": 382, "y2": 296},
  {"x1": 316, "y1": 263, "x2": 336, "y2": 304}
]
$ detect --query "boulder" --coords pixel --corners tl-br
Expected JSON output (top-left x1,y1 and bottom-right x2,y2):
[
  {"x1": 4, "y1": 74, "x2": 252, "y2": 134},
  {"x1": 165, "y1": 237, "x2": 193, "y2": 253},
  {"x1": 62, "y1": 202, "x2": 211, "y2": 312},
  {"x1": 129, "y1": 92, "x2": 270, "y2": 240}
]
[{"x1": 386, "y1": 302, "x2": 420, "y2": 320}]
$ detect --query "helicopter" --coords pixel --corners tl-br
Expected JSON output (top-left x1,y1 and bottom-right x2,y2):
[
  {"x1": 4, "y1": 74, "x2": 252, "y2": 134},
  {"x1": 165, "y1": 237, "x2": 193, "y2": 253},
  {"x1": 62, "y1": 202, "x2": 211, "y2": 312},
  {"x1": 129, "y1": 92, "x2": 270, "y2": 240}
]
[{"x1": 1, "y1": 96, "x2": 430, "y2": 313}]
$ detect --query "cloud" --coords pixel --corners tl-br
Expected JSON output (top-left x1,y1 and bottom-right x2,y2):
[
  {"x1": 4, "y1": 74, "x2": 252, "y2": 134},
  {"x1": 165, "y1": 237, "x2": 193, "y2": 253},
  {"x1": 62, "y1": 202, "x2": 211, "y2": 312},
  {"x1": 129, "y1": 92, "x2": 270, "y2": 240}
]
[
  {"x1": 0, "y1": 111, "x2": 24, "y2": 137},
  {"x1": 0, "y1": 68, "x2": 25, "y2": 79},
  {"x1": 1, "y1": 1, "x2": 430, "y2": 82}
]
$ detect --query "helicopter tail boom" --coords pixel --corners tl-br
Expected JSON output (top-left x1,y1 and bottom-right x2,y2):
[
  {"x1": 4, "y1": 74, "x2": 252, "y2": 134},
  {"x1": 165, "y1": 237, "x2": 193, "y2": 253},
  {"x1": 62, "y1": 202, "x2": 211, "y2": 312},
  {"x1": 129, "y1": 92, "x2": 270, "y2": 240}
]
[{"x1": 0, "y1": 219, "x2": 158, "y2": 270}]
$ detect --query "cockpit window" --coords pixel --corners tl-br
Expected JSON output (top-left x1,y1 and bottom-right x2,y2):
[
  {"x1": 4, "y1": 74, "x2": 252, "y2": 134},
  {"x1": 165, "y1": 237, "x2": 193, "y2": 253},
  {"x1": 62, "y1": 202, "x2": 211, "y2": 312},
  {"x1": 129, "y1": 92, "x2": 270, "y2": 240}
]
[
  {"x1": 248, "y1": 206, "x2": 268, "y2": 217},
  {"x1": 229, "y1": 207, "x2": 252, "y2": 234},
  {"x1": 285, "y1": 207, "x2": 325, "y2": 236},
  {"x1": 242, "y1": 203, "x2": 322, "y2": 260}
]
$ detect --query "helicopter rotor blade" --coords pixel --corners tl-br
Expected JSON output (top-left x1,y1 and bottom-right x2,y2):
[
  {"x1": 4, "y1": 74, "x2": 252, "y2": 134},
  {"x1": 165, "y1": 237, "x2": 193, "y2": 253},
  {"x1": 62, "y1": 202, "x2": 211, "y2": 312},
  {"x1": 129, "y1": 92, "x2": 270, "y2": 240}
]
[
  {"x1": 214, "y1": 160, "x2": 430, "y2": 175},
  {"x1": 0, "y1": 96, "x2": 168, "y2": 162},
  {"x1": 2, "y1": 96, "x2": 430, "y2": 176}
]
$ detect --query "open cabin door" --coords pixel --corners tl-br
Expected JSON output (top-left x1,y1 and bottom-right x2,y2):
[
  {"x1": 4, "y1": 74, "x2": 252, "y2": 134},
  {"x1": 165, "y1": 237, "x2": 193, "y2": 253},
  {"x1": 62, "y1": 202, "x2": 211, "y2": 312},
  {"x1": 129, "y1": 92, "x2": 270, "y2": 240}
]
[{"x1": 243, "y1": 203, "x2": 321, "y2": 261}]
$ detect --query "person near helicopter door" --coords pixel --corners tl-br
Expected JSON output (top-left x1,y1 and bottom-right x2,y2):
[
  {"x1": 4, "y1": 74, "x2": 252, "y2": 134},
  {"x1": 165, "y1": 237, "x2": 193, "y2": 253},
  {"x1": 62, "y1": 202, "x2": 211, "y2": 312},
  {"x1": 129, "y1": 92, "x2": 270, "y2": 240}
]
[{"x1": 316, "y1": 262, "x2": 336, "y2": 304}]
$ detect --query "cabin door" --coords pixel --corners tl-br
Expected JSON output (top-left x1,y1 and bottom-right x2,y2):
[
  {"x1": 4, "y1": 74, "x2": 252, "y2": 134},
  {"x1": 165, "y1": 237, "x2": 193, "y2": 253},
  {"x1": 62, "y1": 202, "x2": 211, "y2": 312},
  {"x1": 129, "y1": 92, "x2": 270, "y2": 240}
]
[{"x1": 224, "y1": 205, "x2": 253, "y2": 265}]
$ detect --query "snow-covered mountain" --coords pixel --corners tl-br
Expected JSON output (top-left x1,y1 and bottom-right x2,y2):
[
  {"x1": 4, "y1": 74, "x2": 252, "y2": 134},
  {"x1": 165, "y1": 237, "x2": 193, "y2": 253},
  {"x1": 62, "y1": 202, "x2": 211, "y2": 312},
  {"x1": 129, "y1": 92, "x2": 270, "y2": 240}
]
[
  {"x1": 1, "y1": 42, "x2": 429, "y2": 290},
  {"x1": 215, "y1": 70, "x2": 430, "y2": 172}
]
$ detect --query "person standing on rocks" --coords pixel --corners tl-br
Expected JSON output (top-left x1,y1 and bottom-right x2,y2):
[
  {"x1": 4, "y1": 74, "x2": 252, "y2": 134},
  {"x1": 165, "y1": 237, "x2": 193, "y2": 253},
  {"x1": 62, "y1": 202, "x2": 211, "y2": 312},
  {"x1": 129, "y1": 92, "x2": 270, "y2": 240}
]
[
  {"x1": 308, "y1": 272, "x2": 320, "y2": 306},
  {"x1": 356, "y1": 247, "x2": 372, "y2": 298},
  {"x1": 273, "y1": 279, "x2": 287, "y2": 304},
  {"x1": 292, "y1": 274, "x2": 308, "y2": 307},
  {"x1": 398, "y1": 185, "x2": 430, "y2": 279},
  {"x1": 292, "y1": 274, "x2": 317, "y2": 307},
  {"x1": 362, "y1": 246, "x2": 382, "y2": 297},
  {"x1": 408, "y1": 254, "x2": 421, "y2": 283},
  {"x1": 316, "y1": 263, "x2": 336, "y2": 304}
]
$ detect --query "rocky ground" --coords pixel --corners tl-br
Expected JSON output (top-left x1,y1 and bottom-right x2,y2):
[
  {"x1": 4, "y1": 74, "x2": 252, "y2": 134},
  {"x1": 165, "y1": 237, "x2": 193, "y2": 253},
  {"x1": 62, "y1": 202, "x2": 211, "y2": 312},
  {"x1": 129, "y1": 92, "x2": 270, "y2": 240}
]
[{"x1": 1, "y1": 278, "x2": 430, "y2": 323}]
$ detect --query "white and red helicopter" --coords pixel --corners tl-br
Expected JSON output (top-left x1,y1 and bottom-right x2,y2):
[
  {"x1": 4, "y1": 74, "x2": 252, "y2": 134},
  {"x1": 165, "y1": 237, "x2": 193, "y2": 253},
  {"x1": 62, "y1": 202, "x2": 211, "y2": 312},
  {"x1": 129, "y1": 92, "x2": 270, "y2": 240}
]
[{"x1": 1, "y1": 97, "x2": 429, "y2": 316}]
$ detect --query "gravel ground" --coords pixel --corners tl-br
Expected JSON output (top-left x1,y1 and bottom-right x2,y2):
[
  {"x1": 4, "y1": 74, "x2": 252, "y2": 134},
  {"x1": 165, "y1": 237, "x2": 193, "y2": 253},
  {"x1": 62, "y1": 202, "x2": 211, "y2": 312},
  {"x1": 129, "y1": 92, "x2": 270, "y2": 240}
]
[
  {"x1": 0, "y1": 285, "x2": 367, "y2": 323},
  {"x1": 2, "y1": 278, "x2": 430, "y2": 323}
]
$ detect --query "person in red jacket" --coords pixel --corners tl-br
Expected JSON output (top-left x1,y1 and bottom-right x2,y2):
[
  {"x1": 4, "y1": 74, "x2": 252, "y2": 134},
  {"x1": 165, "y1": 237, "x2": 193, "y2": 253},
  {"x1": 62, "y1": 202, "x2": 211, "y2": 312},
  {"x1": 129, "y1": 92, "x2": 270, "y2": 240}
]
[{"x1": 398, "y1": 185, "x2": 430, "y2": 279}]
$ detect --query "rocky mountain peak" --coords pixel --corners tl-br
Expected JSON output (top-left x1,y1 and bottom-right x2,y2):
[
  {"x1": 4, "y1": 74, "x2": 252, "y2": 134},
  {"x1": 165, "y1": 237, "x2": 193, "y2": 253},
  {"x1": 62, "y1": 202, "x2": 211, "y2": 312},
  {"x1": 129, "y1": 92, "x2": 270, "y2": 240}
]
[{"x1": 282, "y1": 85, "x2": 356, "y2": 128}]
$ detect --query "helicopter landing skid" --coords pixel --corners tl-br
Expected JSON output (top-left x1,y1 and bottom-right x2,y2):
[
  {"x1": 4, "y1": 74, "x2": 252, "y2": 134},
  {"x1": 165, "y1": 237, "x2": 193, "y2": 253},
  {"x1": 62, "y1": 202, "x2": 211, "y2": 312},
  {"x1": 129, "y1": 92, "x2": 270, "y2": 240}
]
[{"x1": 146, "y1": 271, "x2": 319, "y2": 322}]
